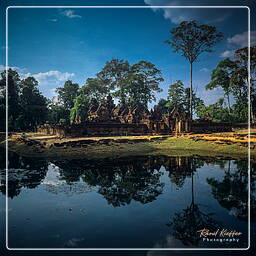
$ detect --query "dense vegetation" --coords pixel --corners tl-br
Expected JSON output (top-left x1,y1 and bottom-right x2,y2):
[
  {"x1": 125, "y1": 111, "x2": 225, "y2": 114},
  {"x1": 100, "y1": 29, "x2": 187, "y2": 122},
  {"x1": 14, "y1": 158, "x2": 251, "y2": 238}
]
[{"x1": 0, "y1": 19, "x2": 255, "y2": 132}]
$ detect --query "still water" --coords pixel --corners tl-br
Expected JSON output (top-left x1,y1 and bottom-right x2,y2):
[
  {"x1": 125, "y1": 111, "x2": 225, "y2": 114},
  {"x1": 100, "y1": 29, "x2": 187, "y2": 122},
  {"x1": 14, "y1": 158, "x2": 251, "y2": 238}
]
[{"x1": 0, "y1": 148, "x2": 253, "y2": 249}]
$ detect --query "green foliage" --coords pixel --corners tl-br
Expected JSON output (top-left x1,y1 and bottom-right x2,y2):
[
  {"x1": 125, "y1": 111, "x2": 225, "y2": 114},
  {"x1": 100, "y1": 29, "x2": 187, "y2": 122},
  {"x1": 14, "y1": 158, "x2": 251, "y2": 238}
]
[
  {"x1": 165, "y1": 20, "x2": 224, "y2": 64},
  {"x1": 165, "y1": 20, "x2": 223, "y2": 118},
  {"x1": 206, "y1": 46, "x2": 256, "y2": 123},
  {"x1": 166, "y1": 80, "x2": 185, "y2": 110},
  {"x1": 48, "y1": 104, "x2": 68, "y2": 124},
  {"x1": 122, "y1": 60, "x2": 163, "y2": 108},
  {"x1": 165, "y1": 80, "x2": 204, "y2": 117},
  {"x1": 156, "y1": 98, "x2": 169, "y2": 114},
  {"x1": 56, "y1": 80, "x2": 79, "y2": 110},
  {"x1": 70, "y1": 93, "x2": 90, "y2": 124},
  {"x1": 96, "y1": 58, "x2": 130, "y2": 100},
  {"x1": 19, "y1": 77, "x2": 48, "y2": 130},
  {"x1": 196, "y1": 98, "x2": 230, "y2": 122},
  {"x1": 59, "y1": 118, "x2": 67, "y2": 124},
  {"x1": 71, "y1": 59, "x2": 164, "y2": 114},
  {"x1": 0, "y1": 69, "x2": 49, "y2": 131},
  {"x1": 1, "y1": 69, "x2": 21, "y2": 130},
  {"x1": 206, "y1": 58, "x2": 236, "y2": 112},
  {"x1": 80, "y1": 78, "x2": 108, "y2": 103}
]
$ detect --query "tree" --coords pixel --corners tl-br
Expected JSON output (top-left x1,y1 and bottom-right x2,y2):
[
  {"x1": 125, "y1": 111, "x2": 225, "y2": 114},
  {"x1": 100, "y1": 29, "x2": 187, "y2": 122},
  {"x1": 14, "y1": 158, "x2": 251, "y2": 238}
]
[
  {"x1": 233, "y1": 46, "x2": 256, "y2": 123},
  {"x1": 184, "y1": 88, "x2": 205, "y2": 118},
  {"x1": 166, "y1": 80, "x2": 185, "y2": 110},
  {"x1": 19, "y1": 77, "x2": 48, "y2": 130},
  {"x1": 96, "y1": 59, "x2": 130, "y2": 101},
  {"x1": 196, "y1": 98, "x2": 230, "y2": 122},
  {"x1": 164, "y1": 20, "x2": 223, "y2": 118},
  {"x1": 165, "y1": 80, "x2": 204, "y2": 117},
  {"x1": 56, "y1": 80, "x2": 79, "y2": 110},
  {"x1": 81, "y1": 78, "x2": 109, "y2": 103},
  {"x1": 206, "y1": 58, "x2": 237, "y2": 115},
  {"x1": 70, "y1": 93, "x2": 90, "y2": 124},
  {"x1": 48, "y1": 103, "x2": 67, "y2": 124},
  {"x1": 123, "y1": 61, "x2": 163, "y2": 108},
  {"x1": 0, "y1": 69, "x2": 21, "y2": 131},
  {"x1": 206, "y1": 46, "x2": 256, "y2": 123},
  {"x1": 155, "y1": 98, "x2": 169, "y2": 114},
  {"x1": 96, "y1": 59, "x2": 163, "y2": 108}
]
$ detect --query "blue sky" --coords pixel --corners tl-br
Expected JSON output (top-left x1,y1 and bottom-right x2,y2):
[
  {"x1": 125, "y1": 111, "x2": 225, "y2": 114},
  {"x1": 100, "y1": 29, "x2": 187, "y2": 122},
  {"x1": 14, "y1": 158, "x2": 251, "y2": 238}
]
[{"x1": 0, "y1": 0, "x2": 255, "y2": 108}]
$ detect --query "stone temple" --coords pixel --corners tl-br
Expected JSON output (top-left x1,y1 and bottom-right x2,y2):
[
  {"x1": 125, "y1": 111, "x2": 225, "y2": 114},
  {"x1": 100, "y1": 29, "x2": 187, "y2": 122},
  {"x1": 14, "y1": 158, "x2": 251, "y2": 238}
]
[{"x1": 38, "y1": 95, "x2": 192, "y2": 137}]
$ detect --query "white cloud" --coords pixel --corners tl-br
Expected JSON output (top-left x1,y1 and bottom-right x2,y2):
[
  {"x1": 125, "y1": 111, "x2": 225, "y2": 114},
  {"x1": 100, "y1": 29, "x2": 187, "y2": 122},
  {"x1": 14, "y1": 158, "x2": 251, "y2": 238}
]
[
  {"x1": 0, "y1": 65, "x2": 26, "y2": 72},
  {"x1": 220, "y1": 30, "x2": 256, "y2": 58},
  {"x1": 144, "y1": 0, "x2": 230, "y2": 24},
  {"x1": 49, "y1": 18, "x2": 58, "y2": 22},
  {"x1": 227, "y1": 31, "x2": 256, "y2": 47},
  {"x1": 22, "y1": 70, "x2": 75, "y2": 98},
  {"x1": 22, "y1": 70, "x2": 75, "y2": 85},
  {"x1": 200, "y1": 68, "x2": 209, "y2": 72},
  {"x1": 220, "y1": 50, "x2": 235, "y2": 58},
  {"x1": 62, "y1": 10, "x2": 82, "y2": 19}
]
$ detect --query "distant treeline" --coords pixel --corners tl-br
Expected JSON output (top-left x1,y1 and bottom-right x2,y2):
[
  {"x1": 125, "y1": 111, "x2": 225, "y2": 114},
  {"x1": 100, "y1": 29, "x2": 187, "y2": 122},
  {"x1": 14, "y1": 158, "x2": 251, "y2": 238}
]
[{"x1": 0, "y1": 46, "x2": 255, "y2": 132}]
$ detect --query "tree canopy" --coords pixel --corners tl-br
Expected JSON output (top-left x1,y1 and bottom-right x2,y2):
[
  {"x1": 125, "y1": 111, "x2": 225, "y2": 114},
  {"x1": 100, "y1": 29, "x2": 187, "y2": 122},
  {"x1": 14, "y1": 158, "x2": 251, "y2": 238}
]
[{"x1": 165, "y1": 20, "x2": 223, "y2": 118}]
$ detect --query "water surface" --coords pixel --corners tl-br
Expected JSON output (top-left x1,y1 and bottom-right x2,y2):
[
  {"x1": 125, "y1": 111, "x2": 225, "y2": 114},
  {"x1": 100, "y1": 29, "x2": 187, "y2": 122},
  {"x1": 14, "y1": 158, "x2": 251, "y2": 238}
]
[{"x1": 0, "y1": 148, "x2": 252, "y2": 249}]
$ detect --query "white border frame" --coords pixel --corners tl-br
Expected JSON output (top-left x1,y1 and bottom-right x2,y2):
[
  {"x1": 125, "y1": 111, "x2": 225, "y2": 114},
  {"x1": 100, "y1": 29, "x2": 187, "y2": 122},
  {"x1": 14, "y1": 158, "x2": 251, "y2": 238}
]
[{"x1": 5, "y1": 5, "x2": 251, "y2": 251}]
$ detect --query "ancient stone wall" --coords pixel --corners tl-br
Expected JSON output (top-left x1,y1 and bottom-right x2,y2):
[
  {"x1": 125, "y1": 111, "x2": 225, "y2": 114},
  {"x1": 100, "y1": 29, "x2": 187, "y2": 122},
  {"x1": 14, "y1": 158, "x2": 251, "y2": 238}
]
[{"x1": 191, "y1": 121, "x2": 232, "y2": 133}]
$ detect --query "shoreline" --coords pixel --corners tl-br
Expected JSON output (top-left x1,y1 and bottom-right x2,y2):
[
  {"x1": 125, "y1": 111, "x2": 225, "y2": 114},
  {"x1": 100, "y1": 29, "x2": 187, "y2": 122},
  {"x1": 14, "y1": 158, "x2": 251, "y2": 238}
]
[{"x1": 1, "y1": 132, "x2": 254, "y2": 161}]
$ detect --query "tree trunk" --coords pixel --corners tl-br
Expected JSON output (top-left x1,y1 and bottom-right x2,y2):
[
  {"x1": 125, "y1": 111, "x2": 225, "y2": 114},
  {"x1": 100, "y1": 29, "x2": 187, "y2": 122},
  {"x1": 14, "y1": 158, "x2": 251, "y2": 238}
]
[
  {"x1": 190, "y1": 62, "x2": 193, "y2": 119},
  {"x1": 226, "y1": 92, "x2": 232, "y2": 123}
]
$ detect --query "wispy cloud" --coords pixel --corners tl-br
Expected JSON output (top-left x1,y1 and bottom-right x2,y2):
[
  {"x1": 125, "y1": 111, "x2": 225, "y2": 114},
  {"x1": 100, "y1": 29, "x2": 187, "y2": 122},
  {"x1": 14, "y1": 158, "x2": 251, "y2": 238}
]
[
  {"x1": 220, "y1": 30, "x2": 256, "y2": 58},
  {"x1": 0, "y1": 65, "x2": 26, "y2": 72},
  {"x1": 22, "y1": 70, "x2": 75, "y2": 85},
  {"x1": 49, "y1": 18, "x2": 58, "y2": 22},
  {"x1": 227, "y1": 31, "x2": 256, "y2": 47},
  {"x1": 62, "y1": 10, "x2": 82, "y2": 19},
  {"x1": 144, "y1": 0, "x2": 230, "y2": 24},
  {"x1": 200, "y1": 68, "x2": 209, "y2": 72},
  {"x1": 21, "y1": 70, "x2": 75, "y2": 98},
  {"x1": 220, "y1": 50, "x2": 235, "y2": 58}
]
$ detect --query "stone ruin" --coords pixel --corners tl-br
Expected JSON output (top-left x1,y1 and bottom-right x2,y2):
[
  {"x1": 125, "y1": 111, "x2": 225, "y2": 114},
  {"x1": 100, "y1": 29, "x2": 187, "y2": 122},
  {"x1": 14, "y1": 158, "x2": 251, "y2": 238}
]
[{"x1": 38, "y1": 95, "x2": 192, "y2": 137}]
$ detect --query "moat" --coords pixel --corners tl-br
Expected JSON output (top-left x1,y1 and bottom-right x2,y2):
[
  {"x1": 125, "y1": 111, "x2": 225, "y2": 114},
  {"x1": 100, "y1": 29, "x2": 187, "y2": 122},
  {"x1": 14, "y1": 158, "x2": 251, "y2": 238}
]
[{"x1": 0, "y1": 148, "x2": 253, "y2": 249}]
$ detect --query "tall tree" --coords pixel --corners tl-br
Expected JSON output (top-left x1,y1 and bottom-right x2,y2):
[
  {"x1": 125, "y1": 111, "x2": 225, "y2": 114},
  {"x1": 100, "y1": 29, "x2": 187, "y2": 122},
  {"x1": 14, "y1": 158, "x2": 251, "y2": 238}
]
[
  {"x1": 19, "y1": 77, "x2": 48, "y2": 130},
  {"x1": 124, "y1": 61, "x2": 163, "y2": 108},
  {"x1": 206, "y1": 46, "x2": 256, "y2": 123},
  {"x1": 205, "y1": 59, "x2": 236, "y2": 115},
  {"x1": 96, "y1": 59, "x2": 130, "y2": 101},
  {"x1": 155, "y1": 98, "x2": 169, "y2": 114},
  {"x1": 164, "y1": 20, "x2": 223, "y2": 118},
  {"x1": 56, "y1": 80, "x2": 79, "y2": 110},
  {"x1": 0, "y1": 69, "x2": 21, "y2": 131},
  {"x1": 96, "y1": 59, "x2": 163, "y2": 108},
  {"x1": 81, "y1": 78, "x2": 109, "y2": 103},
  {"x1": 55, "y1": 80, "x2": 79, "y2": 123},
  {"x1": 233, "y1": 46, "x2": 256, "y2": 123}
]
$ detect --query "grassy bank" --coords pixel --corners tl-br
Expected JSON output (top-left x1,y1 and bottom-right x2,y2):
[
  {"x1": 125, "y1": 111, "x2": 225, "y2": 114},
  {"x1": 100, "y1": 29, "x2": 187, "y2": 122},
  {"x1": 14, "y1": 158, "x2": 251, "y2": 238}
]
[{"x1": 1, "y1": 133, "x2": 254, "y2": 161}]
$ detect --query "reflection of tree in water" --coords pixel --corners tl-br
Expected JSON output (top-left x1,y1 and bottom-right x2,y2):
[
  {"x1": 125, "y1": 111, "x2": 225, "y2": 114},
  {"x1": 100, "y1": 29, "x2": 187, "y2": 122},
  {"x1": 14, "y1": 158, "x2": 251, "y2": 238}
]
[
  {"x1": 207, "y1": 160, "x2": 254, "y2": 221},
  {"x1": 164, "y1": 157, "x2": 204, "y2": 189},
  {"x1": 0, "y1": 150, "x2": 48, "y2": 198},
  {"x1": 167, "y1": 158, "x2": 220, "y2": 246},
  {"x1": 55, "y1": 157, "x2": 165, "y2": 207}
]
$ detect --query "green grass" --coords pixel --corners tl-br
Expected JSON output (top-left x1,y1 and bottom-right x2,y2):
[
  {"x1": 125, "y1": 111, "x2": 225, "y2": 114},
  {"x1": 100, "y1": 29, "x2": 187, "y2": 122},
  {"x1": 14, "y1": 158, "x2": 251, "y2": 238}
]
[{"x1": 2, "y1": 136, "x2": 254, "y2": 161}]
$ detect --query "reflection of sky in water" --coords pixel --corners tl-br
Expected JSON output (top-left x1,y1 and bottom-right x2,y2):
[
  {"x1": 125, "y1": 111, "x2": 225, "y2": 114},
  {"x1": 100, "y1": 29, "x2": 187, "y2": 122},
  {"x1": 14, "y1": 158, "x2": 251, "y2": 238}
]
[{"x1": 0, "y1": 153, "x2": 252, "y2": 249}]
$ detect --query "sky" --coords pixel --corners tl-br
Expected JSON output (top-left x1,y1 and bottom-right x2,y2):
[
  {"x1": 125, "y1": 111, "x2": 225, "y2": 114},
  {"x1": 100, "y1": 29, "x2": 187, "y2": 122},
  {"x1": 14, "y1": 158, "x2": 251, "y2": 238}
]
[{"x1": 0, "y1": 0, "x2": 255, "y2": 108}]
